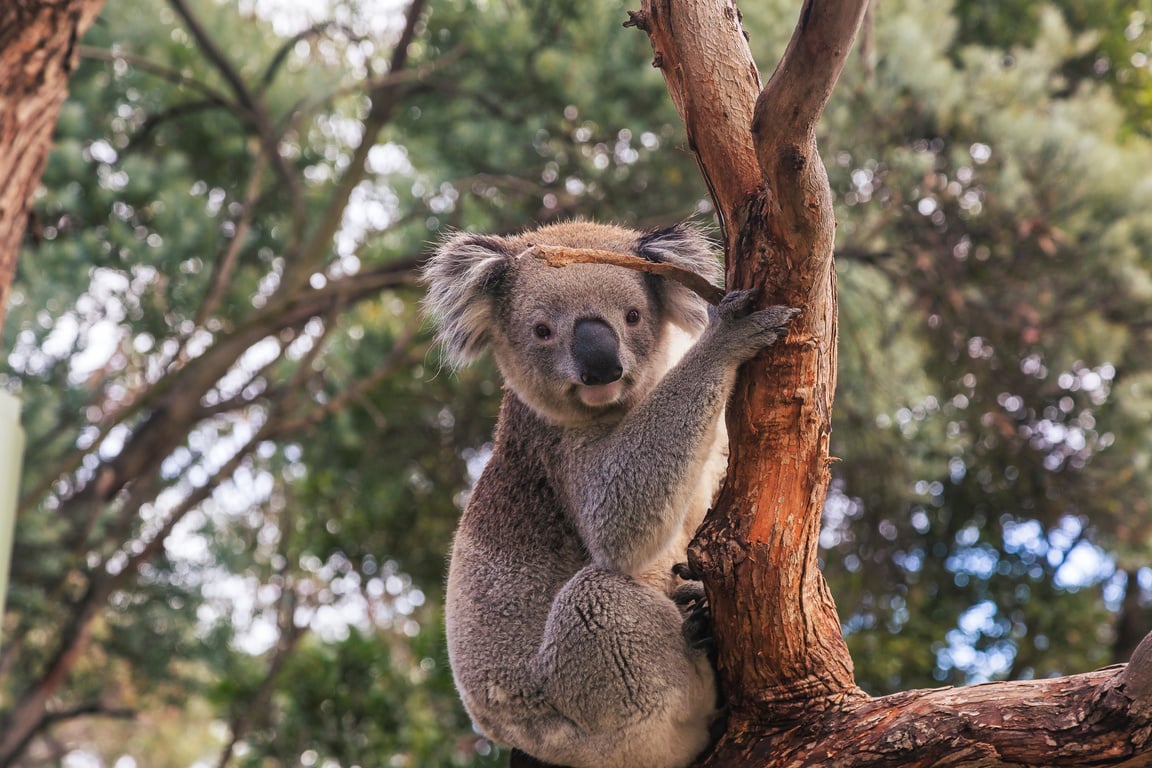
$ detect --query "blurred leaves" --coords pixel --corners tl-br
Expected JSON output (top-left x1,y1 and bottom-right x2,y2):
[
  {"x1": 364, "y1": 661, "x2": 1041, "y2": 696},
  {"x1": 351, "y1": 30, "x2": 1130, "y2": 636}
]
[{"x1": 821, "y1": 0, "x2": 1152, "y2": 691}]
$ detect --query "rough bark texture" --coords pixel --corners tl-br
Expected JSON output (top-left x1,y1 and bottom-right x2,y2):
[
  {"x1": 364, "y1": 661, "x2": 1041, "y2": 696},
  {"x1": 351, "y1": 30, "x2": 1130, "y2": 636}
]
[
  {"x1": 631, "y1": 1, "x2": 1152, "y2": 766},
  {"x1": 641, "y1": 0, "x2": 862, "y2": 717},
  {"x1": 0, "y1": 0, "x2": 106, "y2": 343}
]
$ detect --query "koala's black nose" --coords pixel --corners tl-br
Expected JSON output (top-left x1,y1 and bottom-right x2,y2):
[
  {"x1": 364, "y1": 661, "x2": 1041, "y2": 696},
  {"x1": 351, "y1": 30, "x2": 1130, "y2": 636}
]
[{"x1": 573, "y1": 318, "x2": 623, "y2": 386}]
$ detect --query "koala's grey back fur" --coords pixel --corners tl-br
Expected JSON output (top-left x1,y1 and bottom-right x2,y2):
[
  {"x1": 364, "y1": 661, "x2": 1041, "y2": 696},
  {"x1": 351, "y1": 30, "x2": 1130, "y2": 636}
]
[{"x1": 422, "y1": 221, "x2": 793, "y2": 768}]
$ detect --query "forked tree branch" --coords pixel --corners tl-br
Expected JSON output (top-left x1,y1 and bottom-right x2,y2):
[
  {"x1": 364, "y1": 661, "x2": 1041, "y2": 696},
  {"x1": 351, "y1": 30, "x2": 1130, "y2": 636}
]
[
  {"x1": 638, "y1": 0, "x2": 865, "y2": 714},
  {"x1": 166, "y1": 0, "x2": 307, "y2": 229}
]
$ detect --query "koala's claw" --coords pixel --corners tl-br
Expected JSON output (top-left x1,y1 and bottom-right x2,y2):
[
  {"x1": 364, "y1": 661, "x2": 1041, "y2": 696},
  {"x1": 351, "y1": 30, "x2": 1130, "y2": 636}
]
[
  {"x1": 671, "y1": 580, "x2": 714, "y2": 656},
  {"x1": 717, "y1": 287, "x2": 762, "y2": 320},
  {"x1": 708, "y1": 293, "x2": 799, "y2": 363},
  {"x1": 715, "y1": 289, "x2": 798, "y2": 330},
  {"x1": 671, "y1": 580, "x2": 705, "y2": 609},
  {"x1": 672, "y1": 561, "x2": 701, "y2": 582},
  {"x1": 755, "y1": 304, "x2": 801, "y2": 332}
]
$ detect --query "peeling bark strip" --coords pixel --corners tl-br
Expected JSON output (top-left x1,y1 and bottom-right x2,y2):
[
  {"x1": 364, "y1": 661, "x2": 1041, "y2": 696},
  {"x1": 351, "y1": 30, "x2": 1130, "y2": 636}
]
[
  {"x1": 528, "y1": 245, "x2": 726, "y2": 305},
  {"x1": 0, "y1": 0, "x2": 107, "y2": 344},
  {"x1": 628, "y1": 0, "x2": 1152, "y2": 766}
]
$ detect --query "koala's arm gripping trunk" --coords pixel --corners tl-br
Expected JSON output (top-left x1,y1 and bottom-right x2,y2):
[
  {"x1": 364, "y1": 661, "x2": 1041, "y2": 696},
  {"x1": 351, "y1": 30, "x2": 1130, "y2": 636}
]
[
  {"x1": 566, "y1": 348, "x2": 734, "y2": 575},
  {"x1": 566, "y1": 363, "x2": 728, "y2": 573}
]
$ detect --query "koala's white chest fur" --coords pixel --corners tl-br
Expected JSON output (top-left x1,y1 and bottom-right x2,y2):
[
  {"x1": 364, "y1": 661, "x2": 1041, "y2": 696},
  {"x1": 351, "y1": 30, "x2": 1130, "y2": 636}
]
[
  {"x1": 628, "y1": 325, "x2": 729, "y2": 591},
  {"x1": 633, "y1": 418, "x2": 727, "y2": 588}
]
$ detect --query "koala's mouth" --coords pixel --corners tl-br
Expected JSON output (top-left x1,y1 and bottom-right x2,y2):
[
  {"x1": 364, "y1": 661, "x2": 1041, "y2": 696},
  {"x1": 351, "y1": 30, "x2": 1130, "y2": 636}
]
[{"x1": 575, "y1": 380, "x2": 625, "y2": 408}]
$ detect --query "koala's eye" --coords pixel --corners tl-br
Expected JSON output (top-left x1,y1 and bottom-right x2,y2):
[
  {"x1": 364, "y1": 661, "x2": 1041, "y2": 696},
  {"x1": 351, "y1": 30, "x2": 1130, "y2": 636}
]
[
  {"x1": 533, "y1": 323, "x2": 553, "y2": 340},
  {"x1": 625, "y1": 309, "x2": 641, "y2": 325}
]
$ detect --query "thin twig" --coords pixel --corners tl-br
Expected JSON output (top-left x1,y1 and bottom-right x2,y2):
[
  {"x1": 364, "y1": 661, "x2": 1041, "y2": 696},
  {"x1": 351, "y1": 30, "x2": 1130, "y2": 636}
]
[
  {"x1": 77, "y1": 46, "x2": 235, "y2": 108},
  {"x1": 278, "y1": 45, "x2": 466, "y2": 138},
  {"x1": 527, "y1": 245, "x2": 725, "y2": 305},
  {"x1": 258, "y1": 22, "x2": 361, "y2": 93},
  {"x1": 166, "y1": 0, "x2": 306, "y2": 229},
  {"x1": 271, "y1": 321, "x2": 422, "y2": 437},
  {"x1": 194, "y1": 151, "x2": 269, "y2": 327}
]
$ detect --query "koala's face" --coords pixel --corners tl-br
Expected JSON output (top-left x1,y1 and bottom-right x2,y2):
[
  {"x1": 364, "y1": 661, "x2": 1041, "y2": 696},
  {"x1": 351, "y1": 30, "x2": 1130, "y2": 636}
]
[
  {"x1": 492, "y1": 262, "x2": 668, "y2": 426},
  {"x1": 422, "y1": 221, "x2": 722, "y2": 427}
]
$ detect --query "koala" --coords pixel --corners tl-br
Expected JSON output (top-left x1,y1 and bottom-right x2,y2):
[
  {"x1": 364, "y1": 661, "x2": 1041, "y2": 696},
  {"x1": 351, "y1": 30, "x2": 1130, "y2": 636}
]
[{"x1": 422, "y1": 221, "x2": 794, "y2": 768}]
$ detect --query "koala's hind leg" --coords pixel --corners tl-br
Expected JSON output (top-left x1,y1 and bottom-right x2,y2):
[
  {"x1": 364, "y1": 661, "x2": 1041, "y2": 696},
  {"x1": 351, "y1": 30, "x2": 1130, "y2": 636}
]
[{"x1": 519, "y1": 566, "x2": 717, "y2": 768}]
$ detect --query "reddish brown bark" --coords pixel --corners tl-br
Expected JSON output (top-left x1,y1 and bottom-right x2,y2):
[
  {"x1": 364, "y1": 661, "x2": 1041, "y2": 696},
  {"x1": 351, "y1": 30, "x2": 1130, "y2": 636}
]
[
  {"x1": 642, "y1": 0, "x2": 862, "y2": 712},
  {"x1": 0, "y1": 0, "x2": 106, "y2": 344}
]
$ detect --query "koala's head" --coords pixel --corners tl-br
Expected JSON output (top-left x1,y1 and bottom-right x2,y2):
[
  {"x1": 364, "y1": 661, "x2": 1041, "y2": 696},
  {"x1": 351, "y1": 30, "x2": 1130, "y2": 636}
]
[{"x1": 422, "y1": 221, "x2": 722, "y2": 426}]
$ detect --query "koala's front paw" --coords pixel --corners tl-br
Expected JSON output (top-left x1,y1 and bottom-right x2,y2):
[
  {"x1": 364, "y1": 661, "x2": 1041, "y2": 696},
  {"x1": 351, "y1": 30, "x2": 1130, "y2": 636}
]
[{"x1": 709, "y1": 289, "x2": 798, "y2": 363}]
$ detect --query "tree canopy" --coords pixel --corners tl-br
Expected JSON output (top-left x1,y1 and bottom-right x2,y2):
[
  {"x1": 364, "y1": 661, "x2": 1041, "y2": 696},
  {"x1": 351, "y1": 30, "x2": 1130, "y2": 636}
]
[{"x1": 2, "y1": 0, "x2": 1152, "y2": 765}]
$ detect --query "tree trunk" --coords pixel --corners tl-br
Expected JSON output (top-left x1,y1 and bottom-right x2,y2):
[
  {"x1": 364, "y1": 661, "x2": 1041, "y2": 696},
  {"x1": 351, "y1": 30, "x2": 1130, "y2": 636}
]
[
  {"x1": 631, "y1": 0, "x2": 1152, "y2": 765},
  {"x1": 0, "y1": 0, "x2": 106, "y2": 343},
  {"x1": 0, "y1": 0, "x2": 104, "y2": 757}
]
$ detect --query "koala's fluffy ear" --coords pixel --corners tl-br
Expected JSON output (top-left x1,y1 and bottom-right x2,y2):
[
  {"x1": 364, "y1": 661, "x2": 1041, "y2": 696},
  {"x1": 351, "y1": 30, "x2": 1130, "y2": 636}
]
[
  {"x1": 421, "y1": 233, "x2": 511, "y2": 367},
  {"x1": 636, "y1": 223, "x2": 723, "y2": 333}
]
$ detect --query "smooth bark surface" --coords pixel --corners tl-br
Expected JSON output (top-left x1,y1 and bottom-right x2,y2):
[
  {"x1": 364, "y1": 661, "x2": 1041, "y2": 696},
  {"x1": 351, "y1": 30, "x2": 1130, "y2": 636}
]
[
  {"x1": 530, "y1": 245, "x2": 726, "y2": 305},
  {"x1": 0, "y1": 0, "x2": 106, "y2": 344}
]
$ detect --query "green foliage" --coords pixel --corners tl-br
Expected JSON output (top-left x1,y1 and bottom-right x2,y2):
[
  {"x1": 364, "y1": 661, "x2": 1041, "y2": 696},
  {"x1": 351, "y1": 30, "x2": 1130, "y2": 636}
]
[
  {"x1": 953, "y1": 0, "x2": 1152, "y2": 131},
  {"x1": 821, "y1": 0, "x2": 1152, "y2": 691},
  {"x1": 2, "y1": 0, "x2": 704, "y2": 763},
  {"x1": 230, "y1": 615, "x2": 506, "y2": 768}
]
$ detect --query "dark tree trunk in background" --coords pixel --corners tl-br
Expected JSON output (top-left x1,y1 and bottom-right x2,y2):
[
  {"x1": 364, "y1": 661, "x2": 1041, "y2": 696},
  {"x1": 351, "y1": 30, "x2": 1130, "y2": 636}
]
[
  {"x1": 0, "y1": 0, "x2": 106, "y2": 343},
  {"x1": 0, "y1": 1, "x2": 105, "y2": 761}
]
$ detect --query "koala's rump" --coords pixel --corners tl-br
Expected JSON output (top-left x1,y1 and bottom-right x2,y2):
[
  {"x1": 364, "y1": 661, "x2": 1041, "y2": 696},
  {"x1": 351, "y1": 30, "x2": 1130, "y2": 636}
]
[{"x1": 444, "y1": 426, "x2": 587, "y2": 726}]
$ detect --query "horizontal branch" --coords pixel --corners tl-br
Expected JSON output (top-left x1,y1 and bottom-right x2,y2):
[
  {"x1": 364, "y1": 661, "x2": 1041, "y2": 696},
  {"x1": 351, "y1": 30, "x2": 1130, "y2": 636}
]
[
  {"x1": 723, "y1": 631, "x2": 1152, "y2": 767},
  {"x1": 42, "y1": 704, "x2": 137, "y2": 726},
  {"x1": 77, "y1": 45, "x2": 235, "y2": 110},
  {"x1": 527, "y1": 244, "x2": 725, "y2": 305}
]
